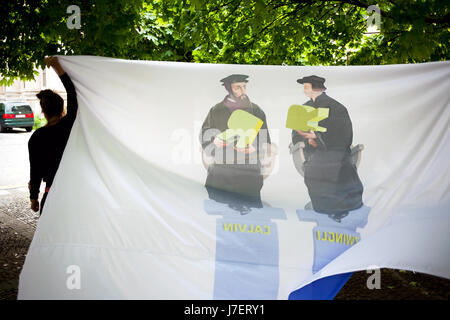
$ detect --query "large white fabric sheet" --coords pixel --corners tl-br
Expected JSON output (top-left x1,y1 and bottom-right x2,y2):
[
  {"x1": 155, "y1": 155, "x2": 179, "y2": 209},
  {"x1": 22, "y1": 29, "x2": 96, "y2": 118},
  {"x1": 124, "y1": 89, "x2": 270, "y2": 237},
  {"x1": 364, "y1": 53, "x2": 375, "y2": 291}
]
[{"x1": 18, "y1": 56, "x2": 450, "y2": 299}]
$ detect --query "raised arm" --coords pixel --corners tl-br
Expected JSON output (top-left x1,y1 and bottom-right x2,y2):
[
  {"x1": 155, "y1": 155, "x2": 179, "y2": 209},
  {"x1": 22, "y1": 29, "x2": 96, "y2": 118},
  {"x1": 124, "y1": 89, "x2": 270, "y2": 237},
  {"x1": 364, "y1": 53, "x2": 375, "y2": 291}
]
[{"x1": 45, "y1": 57, "x2": 78, "y2": 122}]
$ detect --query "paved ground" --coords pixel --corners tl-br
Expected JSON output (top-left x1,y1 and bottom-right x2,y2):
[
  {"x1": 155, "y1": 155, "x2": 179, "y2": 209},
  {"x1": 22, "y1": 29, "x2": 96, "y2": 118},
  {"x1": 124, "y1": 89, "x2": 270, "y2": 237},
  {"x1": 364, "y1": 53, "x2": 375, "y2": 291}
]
[
  {"x1": 336, "y1": 269, "x2": 449, "y2": 300},
  {"x1": 1, "y1": 129, "x2": 449, "y2": 300},
  {"x1": 0, "y1": 187, "x2": 40, "y2": 300}
]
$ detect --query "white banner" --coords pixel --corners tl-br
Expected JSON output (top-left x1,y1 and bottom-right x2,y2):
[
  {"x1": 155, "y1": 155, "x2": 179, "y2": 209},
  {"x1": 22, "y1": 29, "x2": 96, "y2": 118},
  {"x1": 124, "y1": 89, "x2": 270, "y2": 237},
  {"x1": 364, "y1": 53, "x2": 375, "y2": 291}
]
[{"x1": 19, "y1": 56, "x2": 450, "y2": 299}]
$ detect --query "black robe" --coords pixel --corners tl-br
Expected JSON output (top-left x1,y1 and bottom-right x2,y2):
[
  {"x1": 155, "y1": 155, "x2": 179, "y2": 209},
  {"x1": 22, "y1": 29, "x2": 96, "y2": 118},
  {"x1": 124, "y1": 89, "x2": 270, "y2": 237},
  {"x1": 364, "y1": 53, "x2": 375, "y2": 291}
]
[
  {"x1": 292, "y1": 92, "x2": 363, "y2": 214},
  {"x1": 200, "y1": 100, "x2": 271, "y2": 211}
]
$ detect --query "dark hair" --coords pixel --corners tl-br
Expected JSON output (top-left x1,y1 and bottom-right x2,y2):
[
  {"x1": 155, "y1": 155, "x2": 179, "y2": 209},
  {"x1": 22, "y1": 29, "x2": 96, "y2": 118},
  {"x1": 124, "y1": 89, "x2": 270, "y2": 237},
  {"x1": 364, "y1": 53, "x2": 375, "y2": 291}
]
[
  {"x1": 36, "y1": 89, "x2": 64, "y2": 118},
  {"x1": 224, "y1": 83, "x2": 232, "y2": 93},
  {"x1": 311, "y1": 83, "x2": 327, "y2": 91},
  {"x1": 311, "y1": 83, "x2": 326, "y2": 91}
]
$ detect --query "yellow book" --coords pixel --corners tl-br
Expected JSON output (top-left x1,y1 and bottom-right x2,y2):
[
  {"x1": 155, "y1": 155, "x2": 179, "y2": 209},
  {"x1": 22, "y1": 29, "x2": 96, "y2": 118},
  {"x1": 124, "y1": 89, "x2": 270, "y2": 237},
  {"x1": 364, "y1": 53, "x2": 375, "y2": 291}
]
[
  {"x1": 286, "y1": 105, "x2": 329, "y2": 132},
  {"x1": 217, "y1": 109, "x2": 264, "y2": 148}
]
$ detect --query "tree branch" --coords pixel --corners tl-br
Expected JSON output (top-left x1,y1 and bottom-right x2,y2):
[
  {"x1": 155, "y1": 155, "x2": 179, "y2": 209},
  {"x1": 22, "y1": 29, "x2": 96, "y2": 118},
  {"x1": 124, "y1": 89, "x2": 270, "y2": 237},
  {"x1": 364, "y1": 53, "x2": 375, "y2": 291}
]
[
  {"x1": 292, "y1": 0, "x2": 450, "y2": 25},
  {"x1": 425, "y1": 13, "x2": 450, "y2": 25}
]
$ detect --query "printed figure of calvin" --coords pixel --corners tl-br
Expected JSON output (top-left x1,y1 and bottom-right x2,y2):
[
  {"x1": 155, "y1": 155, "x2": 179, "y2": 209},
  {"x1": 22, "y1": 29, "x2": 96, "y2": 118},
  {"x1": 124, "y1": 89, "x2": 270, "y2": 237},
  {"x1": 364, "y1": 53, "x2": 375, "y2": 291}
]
[
  {"x1": 200, "y1": 74, "x2": 272, "y2": 214},
  {"x1": 291, "y1": 75, "x2": 364, "y2": 221}
]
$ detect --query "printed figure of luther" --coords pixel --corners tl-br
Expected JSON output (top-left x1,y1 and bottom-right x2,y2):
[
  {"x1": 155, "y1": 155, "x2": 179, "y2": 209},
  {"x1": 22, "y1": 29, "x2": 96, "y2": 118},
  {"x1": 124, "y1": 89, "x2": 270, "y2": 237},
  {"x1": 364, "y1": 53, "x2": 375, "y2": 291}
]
[
  {"x1": 200, "y1": 74, "x2": 271, "y2": 214},
  {"x1": 289, "y1": 75, "x2": 364, "y2": 221}
]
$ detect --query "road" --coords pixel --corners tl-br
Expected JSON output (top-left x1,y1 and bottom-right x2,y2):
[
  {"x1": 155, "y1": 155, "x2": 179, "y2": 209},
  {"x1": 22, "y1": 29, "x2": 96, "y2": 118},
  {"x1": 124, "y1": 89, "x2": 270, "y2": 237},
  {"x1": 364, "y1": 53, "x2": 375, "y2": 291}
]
[
  {"x1": 0, "y1": 128, "x2": 44, "y2": 210},
  {"x1": 0, "y1": 128, "x2": 32, "y2": 189}
]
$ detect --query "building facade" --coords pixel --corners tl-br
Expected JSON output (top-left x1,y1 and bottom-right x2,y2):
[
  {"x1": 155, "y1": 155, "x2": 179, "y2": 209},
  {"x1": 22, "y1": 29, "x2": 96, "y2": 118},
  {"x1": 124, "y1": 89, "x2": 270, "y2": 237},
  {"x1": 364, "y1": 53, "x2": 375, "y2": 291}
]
[{"x1": 0, "y1": 68, "x2": 67, "y2": 117}]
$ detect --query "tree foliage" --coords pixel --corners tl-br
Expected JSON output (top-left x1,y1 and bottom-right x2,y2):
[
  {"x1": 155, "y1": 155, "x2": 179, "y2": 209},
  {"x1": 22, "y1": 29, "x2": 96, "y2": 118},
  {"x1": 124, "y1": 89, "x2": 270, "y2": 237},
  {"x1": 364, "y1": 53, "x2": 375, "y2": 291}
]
[
  {"x1": 153, "y1": 0, "x2": 449, "y2": 65},
  {"x1": 1, "y1": 0, "x2": 448, "y2": 84},
  {"x1": 0, "y1": 0, "x2": 144, "y2": 85}
]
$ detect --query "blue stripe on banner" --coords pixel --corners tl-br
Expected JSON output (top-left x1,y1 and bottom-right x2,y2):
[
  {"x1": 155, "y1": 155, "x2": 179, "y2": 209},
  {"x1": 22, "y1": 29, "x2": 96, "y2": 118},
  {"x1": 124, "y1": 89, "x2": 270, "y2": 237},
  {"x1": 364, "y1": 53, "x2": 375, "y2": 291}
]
[
  {"x1": 205, "y1": 200, "x2": 370, "y2": 299},
  {"x1": 291, "y1": 205, "x2": 370, "y2": 299},
  {"x1": 213, "y1": 219, "x2": 280, "y2": 299},
  {"x1": 288, "y1": 272, "x2": 353, "y2": 300},
  {"x1": 204, "y1": 199, "x2": 286, "y2": 299}
]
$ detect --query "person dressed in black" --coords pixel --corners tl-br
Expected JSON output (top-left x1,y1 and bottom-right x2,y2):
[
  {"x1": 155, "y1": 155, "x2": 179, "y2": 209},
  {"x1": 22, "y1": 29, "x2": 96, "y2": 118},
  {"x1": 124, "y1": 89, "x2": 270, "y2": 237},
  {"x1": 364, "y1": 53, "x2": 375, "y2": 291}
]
[
  {"x1": 292, "y1": 75, "x2": 363, "y2": 221},
  {"x1": 28, "y1": 56, "x2": 78, "y2": 215},
  {"x1": 200, "y1": 74, "x2": 271, "y2": 214}
]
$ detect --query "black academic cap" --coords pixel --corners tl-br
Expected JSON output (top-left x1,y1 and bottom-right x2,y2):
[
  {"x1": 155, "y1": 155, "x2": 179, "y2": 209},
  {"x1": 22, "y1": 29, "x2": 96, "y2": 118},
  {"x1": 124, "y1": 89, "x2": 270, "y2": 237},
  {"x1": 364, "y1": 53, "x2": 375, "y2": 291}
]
[
  {"x1": 297, "y1": 75, "x2": 327, "y2": 90},
  {"x1": 220, "y1": 74, "x2": 249, "y2": 84}
]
